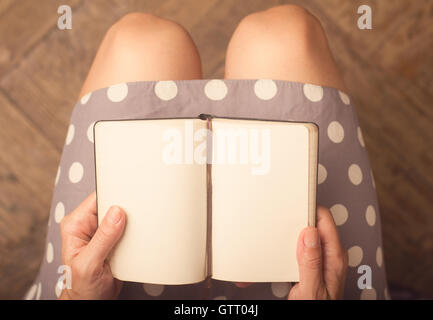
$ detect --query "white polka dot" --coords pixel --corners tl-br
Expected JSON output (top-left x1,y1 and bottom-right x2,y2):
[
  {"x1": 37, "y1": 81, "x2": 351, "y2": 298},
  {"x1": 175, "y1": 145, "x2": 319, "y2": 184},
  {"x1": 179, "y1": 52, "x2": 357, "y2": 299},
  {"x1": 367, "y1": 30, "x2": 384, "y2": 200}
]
[
  {"x1": 204, "y1": 79, "x2": 228, "y2": 100},
  {"x1": 69, "y1": 162, "x2": 84, "y2": 183},
  {"x1": 365, "y1": 205, "x2": 376, "y2": 226},
  {"x1": 271, "y1": 282, "x2": 291, "y2": 298},
  {"x1": 213, "y1": 296, "x2": 227, "y2": 300},
  {"x1": 317, "y1": 163, "x2": 327, "y2": 184},
  {"x1": 360, "y1": 287, "x2": 377, "y2": 300},
  {"x1": 357, "y1": 127, "x2": 365, "y2": 147},
  {"x1": 55, "y1": 166, "x2": 61, "y2": 185},
  {"x1": 87, "y1": 122, "x2": 95, "y2": 143},
  {"x1": 384, "y1": 287, "x2": 390, "y2": 300},
  {"x1": 154, "y1": 81, "x2": 178, "y2": 101},
  {"x1": 55, "y1": 202, "x2": 65, "y2": 224},
  {"x1": 254, "y1": 79, "x2": 277, "y2": 100},
  {"x1": 80, "y1": 92, "x2": 92, "y2": 105},
  {"x1": 348, "y1": 164, "x2": 363, "y2": 185},
  {"x1": 65, "y1": 124, "x2": 75, "y2": 145},
  {"x1": 348, "y1": 246, "x2": 363, "y2": 267},
  {"x1": 107, "y1": 83, "x2": 128, "y2": 102},
  {"x1": 376, "y1": 246, "x2": 383, "y2": 267},
  {"x1": 338, "y1": 91, "x2": 350, "y2": 105},
  {"x1": 327, "y1": 121, "x2": 344, "y2": 143},
  {"x1": 46, "y1": 242, "x2": 54, "y2": 263},
  {"x1": 55, "y1": 279, "x2": 63, "y2": 298},
  {"x1": 36, "y1": 282, "x2": 42, "y2": 300},
  {"x1": 330, "y1": 204, "x2": 349, "y2": 226},
  {"x1": 24, "y1": 284, "x2": 37, "y2": 300},
  {"x1": 303, "y1": 83, "x2": 323, "y2": 102},
  {"x1": 371, "y1": 170, "x2": 376, "y2": 189},
  {"x1": 143, "y1": 283, "x2": 165, "y2": 297}
]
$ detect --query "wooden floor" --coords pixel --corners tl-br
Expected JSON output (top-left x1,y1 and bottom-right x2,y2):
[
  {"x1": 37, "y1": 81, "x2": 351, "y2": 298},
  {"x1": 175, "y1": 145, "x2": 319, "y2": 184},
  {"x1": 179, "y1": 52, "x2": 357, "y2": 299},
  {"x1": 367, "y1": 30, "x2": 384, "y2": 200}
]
[{"x1": 0, "y1": 0, "x2": 432, "y2": 299}]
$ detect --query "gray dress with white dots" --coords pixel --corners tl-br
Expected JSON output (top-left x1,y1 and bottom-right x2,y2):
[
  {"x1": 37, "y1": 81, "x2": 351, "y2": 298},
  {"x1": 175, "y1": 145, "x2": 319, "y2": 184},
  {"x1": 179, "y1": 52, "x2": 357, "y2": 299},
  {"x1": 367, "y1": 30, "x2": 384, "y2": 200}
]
[{"x1": 25, "y1": 79, "x2": 388, "y2": 300}]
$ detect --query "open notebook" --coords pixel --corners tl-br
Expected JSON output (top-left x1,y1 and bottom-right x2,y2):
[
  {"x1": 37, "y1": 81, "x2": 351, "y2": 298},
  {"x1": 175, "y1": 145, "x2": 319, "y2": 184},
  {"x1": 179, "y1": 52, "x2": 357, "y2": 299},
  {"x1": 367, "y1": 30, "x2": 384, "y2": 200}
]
[{"x1": 94, "y1": 115, "x2": 318, "y2": 284}]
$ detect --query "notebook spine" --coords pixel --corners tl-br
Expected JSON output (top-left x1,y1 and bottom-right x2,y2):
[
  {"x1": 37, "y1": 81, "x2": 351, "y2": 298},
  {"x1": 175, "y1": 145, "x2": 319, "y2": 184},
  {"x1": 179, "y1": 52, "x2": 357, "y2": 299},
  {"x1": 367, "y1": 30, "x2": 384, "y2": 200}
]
[
  {"x1": 199, "y1": 113, "x2": 213, "y2": 121},
  {"x1": 206, "y1": 116, "x2": 213, "y2": 280}
]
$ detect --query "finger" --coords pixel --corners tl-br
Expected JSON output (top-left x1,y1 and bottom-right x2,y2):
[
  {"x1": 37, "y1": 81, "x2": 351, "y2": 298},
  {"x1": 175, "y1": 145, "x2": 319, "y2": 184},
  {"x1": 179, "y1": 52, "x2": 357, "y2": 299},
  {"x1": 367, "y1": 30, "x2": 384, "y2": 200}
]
[
  {"x1": 73, "y1": 191, "x2": 98, "y2": 220},
  {"x1": 288, "y1": 283, "x2": 300, "y2": 300},
  {"x1": 61, "y1": 192, "x2": 98, "y2": 249},
  {"x1": 61, "y1": 192, "x2": 99, "y2": 264},
  {"x1": 68, "y1": 191, "x2": 97, "y2": 217},
  {"x1": 235, "y1": 282, "x2": 253, "y2": 288},
  {"x1": 316, "y1": 206, "x2": 347, "y2": 299},
  {"x1": 64, "y1": 192, "x2": 98, "y2": 236},
  {"x1": 80, "y1": 206, "x2": 126, "y2": 266},
  {"x1": 316, "y1": 206, "x2": 346, "y2": 263},
  {"x1": 296, "y1": 226, "x2": 323, "y2": 296}
]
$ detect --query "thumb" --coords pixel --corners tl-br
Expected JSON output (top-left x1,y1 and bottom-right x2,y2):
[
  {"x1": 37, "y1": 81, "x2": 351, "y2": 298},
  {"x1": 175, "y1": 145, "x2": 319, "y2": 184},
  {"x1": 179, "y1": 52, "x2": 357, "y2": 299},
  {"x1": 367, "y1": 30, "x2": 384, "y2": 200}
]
[
  {"x1": 83, "y1": 206, "x2": 126, "y2": 266},
  {"x1": 297, "y1": 227, "x2": 323, "y2": 298}
]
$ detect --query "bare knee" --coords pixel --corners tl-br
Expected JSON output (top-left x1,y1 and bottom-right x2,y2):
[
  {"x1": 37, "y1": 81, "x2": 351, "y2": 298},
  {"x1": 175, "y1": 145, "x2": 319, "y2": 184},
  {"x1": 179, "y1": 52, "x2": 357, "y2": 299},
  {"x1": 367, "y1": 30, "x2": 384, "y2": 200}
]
[
  {"x1": 233, "y1": 5, "x2": 327, "y2": 56},
  {"x1": 225, "y1": 4, "x2": 346, "y2": 91},
  {"x1": 79, "y1": 12, "x2": 201, "y2": 97},
  {"x1": 106, "y1": 12, "x2": 192, "y2": 52}
]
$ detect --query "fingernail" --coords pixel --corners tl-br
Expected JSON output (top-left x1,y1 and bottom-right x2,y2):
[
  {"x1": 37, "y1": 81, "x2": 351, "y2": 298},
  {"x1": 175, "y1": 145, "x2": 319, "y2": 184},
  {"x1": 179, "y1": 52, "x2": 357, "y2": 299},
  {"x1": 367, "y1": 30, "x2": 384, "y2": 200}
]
[
  {"x1": 108, "y1": 206, "x2": 122, "y2": 224},
  {"x1": 304, "y1": 228, "x2": 319, "y2": 248}
]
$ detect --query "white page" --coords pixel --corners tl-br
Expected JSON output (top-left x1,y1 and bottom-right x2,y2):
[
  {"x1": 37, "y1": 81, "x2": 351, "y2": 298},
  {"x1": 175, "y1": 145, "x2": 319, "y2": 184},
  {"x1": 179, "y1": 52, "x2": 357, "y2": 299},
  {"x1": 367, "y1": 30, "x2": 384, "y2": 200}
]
[
  {"x1": 211, "y1": 119, "x2": 314, "y2": 282},
  {"x1": 94, "y1": 119, "x2": 207, "y2": 284}
]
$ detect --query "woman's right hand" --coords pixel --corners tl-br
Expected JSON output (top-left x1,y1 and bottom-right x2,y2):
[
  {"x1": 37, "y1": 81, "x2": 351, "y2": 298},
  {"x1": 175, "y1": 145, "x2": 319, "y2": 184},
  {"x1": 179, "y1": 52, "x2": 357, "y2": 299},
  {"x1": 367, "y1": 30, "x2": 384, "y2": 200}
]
[{"x1": 59, "y1": 192, "x2": 126, "y2": 300}]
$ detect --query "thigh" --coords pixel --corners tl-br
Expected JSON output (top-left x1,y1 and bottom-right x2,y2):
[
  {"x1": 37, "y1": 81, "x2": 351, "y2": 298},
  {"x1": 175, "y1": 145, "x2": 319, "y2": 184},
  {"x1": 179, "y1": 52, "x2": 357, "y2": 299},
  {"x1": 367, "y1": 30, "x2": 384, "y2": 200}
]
[
  {"x1": 79, "y1": 13, "x2": 202, "y2": 98},
  {"x1": 224, "y1": 5, "x2": 346, "y2": 92}
]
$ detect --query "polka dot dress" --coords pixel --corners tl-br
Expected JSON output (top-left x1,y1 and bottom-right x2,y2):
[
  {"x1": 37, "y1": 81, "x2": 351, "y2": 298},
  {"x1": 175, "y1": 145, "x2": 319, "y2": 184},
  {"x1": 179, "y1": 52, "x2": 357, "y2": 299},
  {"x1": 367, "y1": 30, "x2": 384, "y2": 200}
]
[{"x1": 26, "y1": 80, "x2": 388, "y2": 300}]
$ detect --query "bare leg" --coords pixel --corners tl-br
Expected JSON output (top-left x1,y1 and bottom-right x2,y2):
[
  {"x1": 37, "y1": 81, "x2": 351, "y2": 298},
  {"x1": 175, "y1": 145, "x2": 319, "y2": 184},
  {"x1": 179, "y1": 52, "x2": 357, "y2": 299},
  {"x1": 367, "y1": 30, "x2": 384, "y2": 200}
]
[
  {"x1": 224, "y1": 5, "x2": 347, "y2": 92},
  {"x1": 79, "y1": 13, "x2": 202, "y2": 98}
]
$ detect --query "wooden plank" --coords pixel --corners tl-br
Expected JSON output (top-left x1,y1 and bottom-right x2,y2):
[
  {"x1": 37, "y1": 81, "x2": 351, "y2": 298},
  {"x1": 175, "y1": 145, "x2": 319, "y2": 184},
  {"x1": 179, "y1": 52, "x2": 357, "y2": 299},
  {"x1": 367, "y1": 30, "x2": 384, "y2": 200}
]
[
  {"x1": 312, "y1": 0, "x2": 433, "y2": 94},
  {"x1": 0, "y1": 92, "x2": 59, "y2": 298},
  {"x1": 0, "y1": 162, "x2": 48, "y2": 299},
  {"x1": 0, "y1": 92, "x2": 59, "y2": 210},
  {"x1": 0, "y1": 1, "x2": 116, "y2": 150},
  {"x1": 312, "y1": 0, "x2": 415, "y2": 56},
  {"x1": 369, "y1": 1, "x2": 433, "y2": 95},
  {"x1": 0, "y1": 0, "x2": 14, "y2": 16},
  {"x1": 0, "y1": 0, "x2": 80, "y2": 77}
]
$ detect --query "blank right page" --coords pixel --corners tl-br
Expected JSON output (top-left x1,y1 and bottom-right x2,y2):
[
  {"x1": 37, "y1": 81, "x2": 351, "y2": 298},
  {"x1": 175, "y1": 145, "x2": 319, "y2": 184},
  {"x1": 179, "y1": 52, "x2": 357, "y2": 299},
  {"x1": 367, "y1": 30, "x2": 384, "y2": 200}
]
[{"x1": 211, "y1": 118, "x2": 316, "y2": 282}]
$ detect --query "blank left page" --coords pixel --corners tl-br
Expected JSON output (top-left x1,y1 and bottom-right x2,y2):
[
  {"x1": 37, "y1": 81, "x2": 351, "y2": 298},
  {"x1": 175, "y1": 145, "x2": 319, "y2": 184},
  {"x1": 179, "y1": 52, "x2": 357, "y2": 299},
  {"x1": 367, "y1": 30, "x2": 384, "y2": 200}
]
[{"x1": 94, "y1": 119, "x2": 207, "y2": 285}]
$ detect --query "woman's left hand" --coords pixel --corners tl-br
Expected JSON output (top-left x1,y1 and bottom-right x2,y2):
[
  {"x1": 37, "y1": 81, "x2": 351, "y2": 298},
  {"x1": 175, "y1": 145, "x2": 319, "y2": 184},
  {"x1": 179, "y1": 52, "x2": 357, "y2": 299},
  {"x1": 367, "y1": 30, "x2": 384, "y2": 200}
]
[
  {"x1": 288, "y1": 206, "x2": 348, "y2": 299},
  {"x1": 235, "y1": 205, "x2": 348, "y2": 300}
]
